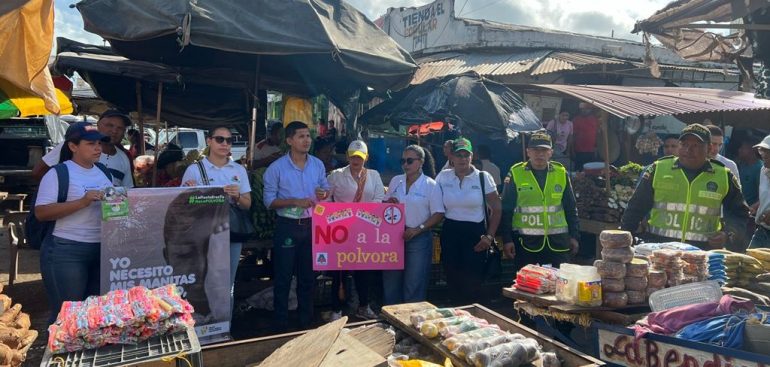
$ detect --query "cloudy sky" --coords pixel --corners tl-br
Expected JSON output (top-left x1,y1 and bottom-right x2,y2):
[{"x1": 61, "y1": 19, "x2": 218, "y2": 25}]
[{"x1": 55, "y1": 0, "x2": 671, "y2": 45}]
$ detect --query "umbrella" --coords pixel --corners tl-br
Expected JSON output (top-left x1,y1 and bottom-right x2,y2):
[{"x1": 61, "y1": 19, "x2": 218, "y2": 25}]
[
  {"x1": 74, "y1": 0, "x2": 418, "y2": 105},
  {"x1": 360, "y1": 72, "x2": 542, "y2": 139}
]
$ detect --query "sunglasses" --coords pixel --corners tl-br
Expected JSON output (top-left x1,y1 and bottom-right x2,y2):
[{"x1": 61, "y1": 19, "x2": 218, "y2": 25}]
[
  {"x1": 400, "y1": 157, "x2": 419, "y2": 165},
  {"x1": 211, "y1": 136, "x2": 234, "y2": 145}
]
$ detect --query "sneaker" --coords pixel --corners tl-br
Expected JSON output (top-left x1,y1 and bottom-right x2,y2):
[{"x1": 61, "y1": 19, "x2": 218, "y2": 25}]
[
  {"x1": 329, "y1": 311, "x2": 343, "y2": 321},
  {"x1": 356, "y1": 305, "x2": 378, "y2": 320}
]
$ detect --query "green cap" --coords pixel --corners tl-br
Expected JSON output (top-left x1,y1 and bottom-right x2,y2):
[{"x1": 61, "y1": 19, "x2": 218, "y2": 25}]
[
  {"x1": 452, "y1": 138, "x2": 473, "y2": 153},
  {"x1": 679, "y1": 123, "x2": 711, "y2": 143}
]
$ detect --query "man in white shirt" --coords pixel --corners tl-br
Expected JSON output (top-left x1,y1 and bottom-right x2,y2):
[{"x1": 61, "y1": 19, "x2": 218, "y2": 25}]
[
  {"x1": 707, "y1": 125, "x2": 740, "y2": 182},
  {"x1": 34, "y1": 110, "x2": 134, "y2": 188},
  {"x1": 476, "y1": 145, "x2": 501, "y2": 187},
  {"x1": 252, "y1": 121, "x2": 283, "y2": 168}
]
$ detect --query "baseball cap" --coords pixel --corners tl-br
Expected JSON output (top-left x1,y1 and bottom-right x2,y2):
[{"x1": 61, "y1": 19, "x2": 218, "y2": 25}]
[
  {"x1": 452, "y1": 138, "x2": 473, "y2": 153},
  {"x1": 679, "y1": 123, "x2": 711, "y2": 143},
  {"x1": 754, "y1": 134, "x2": 770, "y2": 150},
  {"x1": 347, "y1": 140, "x2": 368, "y2": 160},
  {"x1": 99, "y1": 109, "x2": 132, "y2": 126},
  {"x1": 529, "y1": 131, "x2": 553, "y2": 148},
  {"x1": 65, "y1": 121, "x2": 110, "y2": 142}
]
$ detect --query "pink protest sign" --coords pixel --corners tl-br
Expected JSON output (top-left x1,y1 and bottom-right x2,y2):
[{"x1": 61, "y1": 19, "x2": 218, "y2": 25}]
[{"x1": 312, "y1": 202, "x2": 405, "y2": 270}]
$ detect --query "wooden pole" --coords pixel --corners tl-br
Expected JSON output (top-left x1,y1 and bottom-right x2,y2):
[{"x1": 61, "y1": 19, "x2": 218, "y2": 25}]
[
  {"x1": 151, "y1": 82, "x2": 163, "y2": 186},
  {"x1": 135, "y1": 81, "x2": 145, "y2": 155},
  {"x1": 248, "y1": 57, "x2": 261, "y2": 170},
  {"x1": 599, "y1": 110, "x2": 611, "y2": 192}
]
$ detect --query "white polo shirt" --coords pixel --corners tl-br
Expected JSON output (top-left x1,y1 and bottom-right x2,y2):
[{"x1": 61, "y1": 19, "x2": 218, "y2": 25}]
[
  {"x1": 327, "y1": 166, "x2": 385, "y2": 203},
  {"x1": 35, "y1": 160, "x2": 113, "y2": 243},
  {"x1": 431, "y1": 168, "x2": 496, "y2": 223},
  {"x1": 43, "y1": 142, "x2": 134, "y2": 188},
  {"x1": 181, "y1": 157, "x2": 251, "y2": 195},
  {"x1": 385, "y1": 174, "x2": 443, "y2": 228}
]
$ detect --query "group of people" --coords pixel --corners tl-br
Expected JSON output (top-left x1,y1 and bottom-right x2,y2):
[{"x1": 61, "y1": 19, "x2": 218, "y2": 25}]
[{"x1": 30, "y1": 108, "x2": 769, "y2": 333}]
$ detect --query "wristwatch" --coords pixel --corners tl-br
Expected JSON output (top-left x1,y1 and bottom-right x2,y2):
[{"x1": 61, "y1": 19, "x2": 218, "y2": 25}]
[{"x1": 419, "y1": 224, "x2": 426, "y2": 231}]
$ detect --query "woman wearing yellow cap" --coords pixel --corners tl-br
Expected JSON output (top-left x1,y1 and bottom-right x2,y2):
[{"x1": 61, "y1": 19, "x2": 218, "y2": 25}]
[{"x1": 327, "y1": 140, "x2": 385, "y2": 320}]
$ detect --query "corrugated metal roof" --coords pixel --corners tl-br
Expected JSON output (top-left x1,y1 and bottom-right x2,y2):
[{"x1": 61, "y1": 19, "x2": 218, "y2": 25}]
[
  {"x1": 412, "y1": 51, "x2": 549, "y2": 84},
  {"x1": 531, "y1": 84, "x2": 770, "y2": 118},
  {"x1": 530, "y1": 58, "x2": 576, "y2": 75},
  {"x1": 550, "y1": 52, "x2": 626, "y2": 66}
]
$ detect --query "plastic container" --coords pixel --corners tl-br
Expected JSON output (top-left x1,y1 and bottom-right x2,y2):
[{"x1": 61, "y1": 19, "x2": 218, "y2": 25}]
[
  {"x1": 576, "y1": 266, "x2": 603, "y2": 307},
  {"x1": 648, "y1": 281, "x2": 723, "y2": 312},
  {"x1": 555, "y1": 264, "x2": 579, "y2": 304},
  {"x1": 583, "y1": 162, "x2": 607, "y2": 175}
]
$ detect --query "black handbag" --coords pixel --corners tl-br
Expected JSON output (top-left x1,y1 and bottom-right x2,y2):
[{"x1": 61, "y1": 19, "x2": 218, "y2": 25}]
[
  {"x1": 479, "y1": 171, "x2": 502, "y2": 281},
  {"x1": 197, "y1": 161, "x2": 256, "y2": 242}
]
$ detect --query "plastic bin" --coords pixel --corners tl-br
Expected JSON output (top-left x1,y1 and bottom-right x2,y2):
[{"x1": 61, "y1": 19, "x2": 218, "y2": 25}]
[
  {"x1": 648, "y1": 281, "x2": 722, "y2": 312},
  {"x1": 41, "y1": 327, "x2": 201, "y2": 367}
]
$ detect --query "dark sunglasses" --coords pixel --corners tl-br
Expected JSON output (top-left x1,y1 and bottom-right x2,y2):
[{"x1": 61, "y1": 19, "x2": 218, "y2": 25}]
[
  {"x1": 400, "y1": 157, "x2": 419, "y2": 165},
  {"x1": 211, "y1": 136, "x2": 234, "y2": 145}
]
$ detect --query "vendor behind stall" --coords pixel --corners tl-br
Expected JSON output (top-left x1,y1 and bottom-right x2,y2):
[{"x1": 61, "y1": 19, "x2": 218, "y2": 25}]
[
  {"x1": 621, "y1": 124, "x2": 750, "y2": 251},
  {"x1": 501, "y1": 131, "x2": 580, "y2": 271}
]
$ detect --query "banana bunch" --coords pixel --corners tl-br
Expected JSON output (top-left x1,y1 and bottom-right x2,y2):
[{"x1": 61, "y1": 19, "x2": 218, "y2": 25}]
[
  {"x1": 249, "y1": 168, "x2": 277, "y2": 240},
  {"x1": 746, "y1": 248, "x2": 770, "y2": 271}
]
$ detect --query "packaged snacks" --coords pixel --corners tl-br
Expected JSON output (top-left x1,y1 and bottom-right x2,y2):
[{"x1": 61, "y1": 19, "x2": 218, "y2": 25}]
[
  {"x1": 626, "y1": 290, "x2": 647, "y2": 305},
  {"x1": 602, "y1": 292, "x2": 628, "y2": 308},
  {"x1": 419, "y1": 322, "x2": 439, "y2": 338},
  {"x1": 594, "y1": 260, "x2": 626, "y2": 279},
  {"x1": 440, "y1": 320, "x2": 497, "y2": 338},
  {"x1": 599, "y1": 230, "x2": 633, "y2": 249},
  {"x1": 541, "y1": 352, "x2": 562, "y2": 367},
  {"x1": 647, "y1": 270, "x2": 667, "y2": 288},
  {"x1": 454, "y1": 333, "x2": 527, "y2": 360},
  {"x1": 602, "y1": 278, "x2": 625, "y2": 292},
  {"x1": 601, "y1": 247, "x2": 634, "y2": 264},
  {"x1": 410, "y1": 308, "x2": 471, "y2": 327},
  {"x1": 468, "y1": 338, "x2": 541, "y2": 367},
  {"x1": 624, "y1": 276, "x2": 648, "y2": 291},
  {"x1": 626, "y1": 258, "x2": 649, "y2": 277},
  {"x1": 442, "y1": 328, "x2": 508, "y2": 351}
]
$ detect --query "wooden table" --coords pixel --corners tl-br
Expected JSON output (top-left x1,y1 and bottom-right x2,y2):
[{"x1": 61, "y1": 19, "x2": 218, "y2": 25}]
[{"x1": 578, "y1": 218, "x2": 620, "y2": 260}]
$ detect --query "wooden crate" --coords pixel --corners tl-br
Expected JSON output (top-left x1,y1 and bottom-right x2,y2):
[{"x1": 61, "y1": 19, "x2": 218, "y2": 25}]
[{"x1": 381, "y1": 302, "x2": 605, "y2": 367}]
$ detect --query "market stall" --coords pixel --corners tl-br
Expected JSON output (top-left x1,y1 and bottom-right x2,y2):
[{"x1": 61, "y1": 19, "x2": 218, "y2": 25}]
[{"x1": 500, "y1": 229, "x2": 770, "y2": 366}]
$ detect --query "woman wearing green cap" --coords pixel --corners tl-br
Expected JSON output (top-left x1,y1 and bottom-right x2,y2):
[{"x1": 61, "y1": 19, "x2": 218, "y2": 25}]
[{"x1": 431, "y1": 137, "x2": 502, "y2": 303}]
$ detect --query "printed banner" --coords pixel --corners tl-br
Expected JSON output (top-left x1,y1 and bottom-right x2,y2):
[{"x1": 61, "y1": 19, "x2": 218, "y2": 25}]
[
  {"x1": 312, "y1": 202, "x2": 405, "y2": 271},
  {"x1": 101, "y1": 187, "x2": 231, "y2": 344}
]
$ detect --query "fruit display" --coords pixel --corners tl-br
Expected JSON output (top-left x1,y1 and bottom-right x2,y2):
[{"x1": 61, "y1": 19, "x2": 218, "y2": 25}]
[
  {"x1": 0, "y1": 285, "x2": 37, "y2": 367},
  {"x1": 249, "y1": 167, "x2": 277, "y2": 240},
  {"x1": 573, "y1": 163, "x2": 643, "y2": 223},
  {"x1": 635, "y1": 131, "x2": 663, "y2": 155}
]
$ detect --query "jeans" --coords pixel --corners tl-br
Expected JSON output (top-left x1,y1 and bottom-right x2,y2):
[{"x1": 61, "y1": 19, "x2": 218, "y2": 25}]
[
  {"x1": 272, "y1": 217, "x2": 314, "y2": 331},
  {"x1": 749, "y1": 226, "x2": 770, "y2": 248},
  {"x1": 383, "y1": 231, "x2": 432, "y2": 305},
  {"x1": 230, "y1": 242, "x2": 243, "y2": 311},
  {"x1": 44, "y1": 236, "x2": 101, "y2": 325}
]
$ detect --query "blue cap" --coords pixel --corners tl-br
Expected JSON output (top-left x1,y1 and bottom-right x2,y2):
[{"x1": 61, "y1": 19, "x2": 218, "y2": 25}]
[{"x1": 65, "y1": 121, "x2": 110, "y2": 142}]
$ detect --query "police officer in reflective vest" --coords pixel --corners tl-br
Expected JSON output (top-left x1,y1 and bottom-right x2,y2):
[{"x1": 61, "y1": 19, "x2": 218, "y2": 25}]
[
  {"x1": 621, "y1": 124, "x2": 749, "y2": 250},
  {"x1": 501, "y1": 131, "x2": 580, "y2": 270}
]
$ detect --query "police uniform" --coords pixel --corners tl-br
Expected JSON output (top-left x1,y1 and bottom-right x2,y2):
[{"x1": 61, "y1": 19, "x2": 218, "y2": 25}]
[
  {"x1": 621, "y1": 124, "x2": 750, "y2": 251},
  {"x1": 500, "y1": 132, "x2": 580, "y2": 270}
]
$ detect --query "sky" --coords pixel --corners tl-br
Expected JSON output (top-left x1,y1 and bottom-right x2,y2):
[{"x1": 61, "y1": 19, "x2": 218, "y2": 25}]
[{"x1": 54, "y1": 0, "x2": 672, "y2": 46}]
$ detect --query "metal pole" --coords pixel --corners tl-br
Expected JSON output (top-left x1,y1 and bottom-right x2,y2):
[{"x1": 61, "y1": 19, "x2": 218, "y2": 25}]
[
  {"x1": 135, "y1": 81, "x2": 145, "y2": 155},
  {"x1": 248, "y1": 57, "x2": 261, "y2": 169},
  {"x1": 151, "y1": 82, "x2": 163, "y2": 186}
]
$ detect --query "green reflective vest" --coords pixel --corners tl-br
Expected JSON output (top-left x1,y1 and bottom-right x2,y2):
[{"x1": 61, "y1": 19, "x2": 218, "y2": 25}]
[
  {"x1": 511, "y1": 162, "x2": 569, "y2": 252},
  {"x1": 647, "y1": 157, "x2": 728, "y2": 243}
]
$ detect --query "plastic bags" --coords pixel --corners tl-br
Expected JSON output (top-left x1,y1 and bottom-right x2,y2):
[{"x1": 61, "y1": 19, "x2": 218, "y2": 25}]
[{"x1": 468, "y1": 338, "x2": 541, "y2": 367}]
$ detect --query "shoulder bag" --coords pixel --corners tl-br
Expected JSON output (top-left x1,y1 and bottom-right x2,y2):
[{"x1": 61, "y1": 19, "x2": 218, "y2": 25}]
[
  {"x1": 197, "y1": 161, "x2": 256, "y2": 242},
  {"x1": 480, "y1": 171, "x2": 502, "y2": 281}
]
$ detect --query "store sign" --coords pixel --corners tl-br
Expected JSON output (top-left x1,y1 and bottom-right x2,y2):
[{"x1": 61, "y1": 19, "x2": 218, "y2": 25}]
[
  {"x1": 598, "y1": 329, "x2": 767, "y2": 367},
  {"x1": 101, "y1": 187, "x2": 232, "y2": 344},
  {"x1": 312, "y1": 202, "x2": 405, "y2": 270},
  {"x1": 382, "y1": 0, "x2": 453, "y2": 52}
]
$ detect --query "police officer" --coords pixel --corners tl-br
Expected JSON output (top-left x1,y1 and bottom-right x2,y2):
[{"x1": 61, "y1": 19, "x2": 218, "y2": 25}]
[
  {"x1": 621, "y1": 124, "x2": 750, "y2": 250},
  {"x1": 501, "y1": 131, "x2": 580, "y2": 270}
]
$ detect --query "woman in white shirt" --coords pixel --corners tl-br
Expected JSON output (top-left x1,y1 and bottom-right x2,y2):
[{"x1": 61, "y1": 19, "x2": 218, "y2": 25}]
[
  {"x1": 382, "y1": 145, "x2": 444, "y2": 305},
  {"x1": 35, "y1": 122, "x2": 114, "y2": 324},
  {"x1": 327, "y1": 140, "x2": 384, "y2": 320},
  {"x1": 182, "y1": 126, "x2": 252, "y2": 313},
  {"x1": 431, "y1": 138, "x2": 502, "y2": 304}
]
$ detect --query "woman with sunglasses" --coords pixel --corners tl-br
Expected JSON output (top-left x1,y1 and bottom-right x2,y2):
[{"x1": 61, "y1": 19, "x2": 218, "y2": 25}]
[
  {"x1": 431, "y1": 138, "x2": 501, "y2": 304},
  {"x1": 382, "y1": 145, "x2": 444, "y2": 305},
  {"x1": 182, "y1": 126, "x2": 251, "y2": 313},
  {"x1": 327, "y1": 140, "x2": 384, "y2": 320}
]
